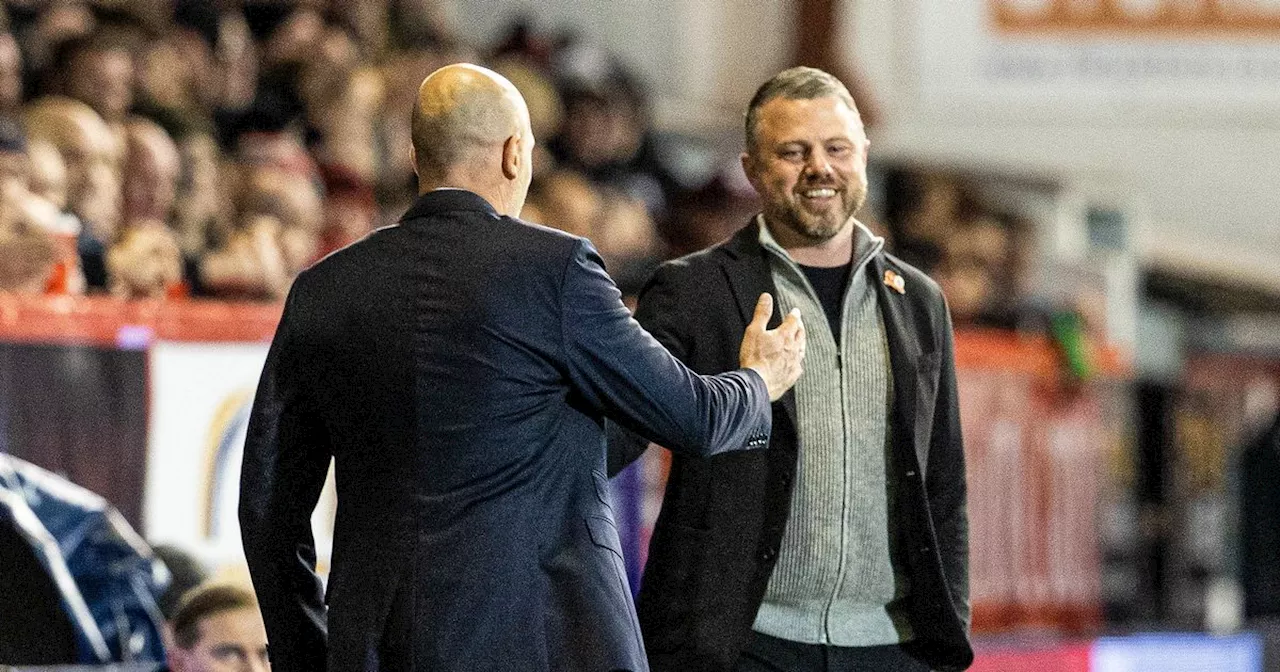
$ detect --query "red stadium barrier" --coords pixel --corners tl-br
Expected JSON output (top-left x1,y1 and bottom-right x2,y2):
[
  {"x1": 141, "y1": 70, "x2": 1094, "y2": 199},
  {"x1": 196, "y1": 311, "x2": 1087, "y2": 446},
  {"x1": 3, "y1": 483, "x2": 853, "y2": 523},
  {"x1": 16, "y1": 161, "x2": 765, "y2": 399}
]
[{"x1": 0, "y1": 295, "x2": 281, "y2": 345}]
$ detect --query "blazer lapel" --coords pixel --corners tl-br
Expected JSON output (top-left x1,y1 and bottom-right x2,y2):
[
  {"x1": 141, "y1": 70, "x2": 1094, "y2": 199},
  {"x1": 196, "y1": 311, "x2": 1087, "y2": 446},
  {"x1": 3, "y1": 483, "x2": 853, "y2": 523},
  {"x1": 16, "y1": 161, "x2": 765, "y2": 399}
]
[
  {"x1": 720, "y1": 221, "x2": 797, "y2": 430},
  {"x1": 872, "y1": 255, "x2": 928, "y2": 471}
]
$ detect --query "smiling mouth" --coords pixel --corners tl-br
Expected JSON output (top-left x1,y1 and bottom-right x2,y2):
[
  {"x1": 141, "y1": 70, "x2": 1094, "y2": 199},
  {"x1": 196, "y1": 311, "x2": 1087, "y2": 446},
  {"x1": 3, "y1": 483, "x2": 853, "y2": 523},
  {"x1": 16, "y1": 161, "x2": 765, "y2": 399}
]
[{"x1": 799, "y1": 188, "x2": 838, "y2": 199}]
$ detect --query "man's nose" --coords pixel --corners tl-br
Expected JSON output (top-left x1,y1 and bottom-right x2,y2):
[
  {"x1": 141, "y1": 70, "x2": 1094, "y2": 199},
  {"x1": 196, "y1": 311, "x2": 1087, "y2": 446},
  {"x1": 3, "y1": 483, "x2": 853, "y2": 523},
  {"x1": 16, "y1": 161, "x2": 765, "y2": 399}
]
[{"x1": 803, "y1": 152, "x2": 834, "y2": 179}]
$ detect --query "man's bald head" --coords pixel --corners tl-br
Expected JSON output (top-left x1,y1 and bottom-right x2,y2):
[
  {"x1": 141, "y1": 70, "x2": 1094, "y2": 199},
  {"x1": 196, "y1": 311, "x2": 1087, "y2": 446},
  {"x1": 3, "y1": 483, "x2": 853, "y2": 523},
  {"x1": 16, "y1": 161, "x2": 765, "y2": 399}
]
[{"x1": 410, "y1": 63, "x2": 534, "y2": 216}]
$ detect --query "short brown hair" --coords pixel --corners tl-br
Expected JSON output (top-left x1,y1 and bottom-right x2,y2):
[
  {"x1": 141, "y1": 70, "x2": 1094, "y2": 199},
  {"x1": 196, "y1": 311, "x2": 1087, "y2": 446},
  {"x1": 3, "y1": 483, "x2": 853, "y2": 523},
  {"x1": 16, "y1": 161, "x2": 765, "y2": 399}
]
[
  {"x1": 743, "y1": 67, "x2": 858, "y2": 153},
  {"x1": 170, "y1": 582, "x2": 259, "y2": 649}
]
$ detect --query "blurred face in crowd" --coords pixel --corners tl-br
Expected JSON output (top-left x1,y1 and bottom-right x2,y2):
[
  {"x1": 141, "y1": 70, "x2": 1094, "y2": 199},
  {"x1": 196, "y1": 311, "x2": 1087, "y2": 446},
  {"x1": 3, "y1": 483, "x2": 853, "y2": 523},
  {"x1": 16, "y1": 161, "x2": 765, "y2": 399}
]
[
  {"x1": 243, "y1": 168, "x2": 324, "y2": 234},
  {"x1": 106, "y1": 223, "x2": 182, "y2": 299},
  {"x1": 0, "y1": 33, "x2": 23, "y2": 114},
  {"x1": 937, "y1": 260, "x2": 993, "y2": 323},
  {"x1": 66, "y1": 46, "x2": 135, "y2": 124},
  {"x1": 743, "y1": 95, "x2": 870, "y2": 247},
  {"x1": 34, "y1": 102, "x2": 120, "y2": 238},
  {"x1": 169, "y1": 606, "x2": 269, "y2": 672},
  {"x1": 263, "y1": 8, "x2": 324, "y2": 68},
  {"x1": 123, "y1": 120, "x2": 181, "y2": 223},
  {"x1": 146, "y1": 28, "x2": 225, "y2": 112},
  {"x1": 562, "y1": 94, "x2": 641, "y2": 169}
]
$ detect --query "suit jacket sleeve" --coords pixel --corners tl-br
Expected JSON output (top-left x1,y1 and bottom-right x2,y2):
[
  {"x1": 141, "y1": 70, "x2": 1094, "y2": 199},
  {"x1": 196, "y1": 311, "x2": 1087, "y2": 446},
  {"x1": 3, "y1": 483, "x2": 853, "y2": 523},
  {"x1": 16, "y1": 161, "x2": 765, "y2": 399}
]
[
  {"x1": 605, "y1": 261, "x2": 698, "y2": 476},
  {"x1": 239, "y1": 282, "x2": 332, "y2": 671},
  {"x1": 930, "y1": 297, "x2": 971, "y2": 632},
  {"x1": 562, "y1": 239, "x2": 770, "y2": 461}
]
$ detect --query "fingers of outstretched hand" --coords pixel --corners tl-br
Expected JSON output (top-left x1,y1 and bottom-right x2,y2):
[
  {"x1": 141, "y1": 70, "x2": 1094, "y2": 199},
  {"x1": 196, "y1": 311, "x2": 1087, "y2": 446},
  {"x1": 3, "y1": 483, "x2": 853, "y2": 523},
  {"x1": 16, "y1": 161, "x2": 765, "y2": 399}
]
[
  {"x1": 777, "y1": 309, "x2": 804, "y2": 349},
  {"x1": 749, "y1": 293, "x2": 774, "y2": 331}
]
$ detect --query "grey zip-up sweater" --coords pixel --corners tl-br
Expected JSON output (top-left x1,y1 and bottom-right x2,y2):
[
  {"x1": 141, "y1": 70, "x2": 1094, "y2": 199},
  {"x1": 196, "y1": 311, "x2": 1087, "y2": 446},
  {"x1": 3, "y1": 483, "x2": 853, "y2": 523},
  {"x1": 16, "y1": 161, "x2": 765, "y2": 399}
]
[{"x1": 751, "y1": 217, "x2": 913, "y2": 646}]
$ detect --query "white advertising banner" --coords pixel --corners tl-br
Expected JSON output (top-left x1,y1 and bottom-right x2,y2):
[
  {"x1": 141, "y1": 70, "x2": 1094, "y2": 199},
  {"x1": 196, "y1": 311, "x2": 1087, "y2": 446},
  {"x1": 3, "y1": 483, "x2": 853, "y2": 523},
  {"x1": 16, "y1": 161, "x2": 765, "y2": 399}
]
[
  {"x1": 144, "y1": 341, "x2": 336, "y2": 571},
  {"x1": 916, "y1": 0, "x2": 1280, "y2": 114}
]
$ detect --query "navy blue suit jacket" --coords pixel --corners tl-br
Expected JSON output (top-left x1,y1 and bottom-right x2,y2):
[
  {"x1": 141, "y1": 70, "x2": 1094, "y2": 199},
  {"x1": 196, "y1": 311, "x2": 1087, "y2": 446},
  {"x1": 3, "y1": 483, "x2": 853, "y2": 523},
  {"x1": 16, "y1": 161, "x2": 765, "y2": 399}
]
[{"x1": 238, "y1": 189, "x2": 772, "y2": 672}]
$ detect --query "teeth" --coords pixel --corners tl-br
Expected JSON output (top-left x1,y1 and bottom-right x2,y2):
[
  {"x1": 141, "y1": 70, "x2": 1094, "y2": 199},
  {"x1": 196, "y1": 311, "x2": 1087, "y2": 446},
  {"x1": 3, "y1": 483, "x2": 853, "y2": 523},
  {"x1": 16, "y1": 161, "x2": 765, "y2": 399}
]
[{"x1": 803, "y1": 189, "x2": 836, "y2": 198}]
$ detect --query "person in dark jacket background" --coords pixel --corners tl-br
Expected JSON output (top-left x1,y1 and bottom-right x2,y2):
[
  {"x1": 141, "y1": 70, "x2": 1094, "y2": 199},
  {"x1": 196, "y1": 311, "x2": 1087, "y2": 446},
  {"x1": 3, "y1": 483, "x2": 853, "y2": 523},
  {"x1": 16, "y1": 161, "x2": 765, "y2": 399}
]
[{"x1": 1242, "y1": 409, "x2": 1280, "y2": 619}]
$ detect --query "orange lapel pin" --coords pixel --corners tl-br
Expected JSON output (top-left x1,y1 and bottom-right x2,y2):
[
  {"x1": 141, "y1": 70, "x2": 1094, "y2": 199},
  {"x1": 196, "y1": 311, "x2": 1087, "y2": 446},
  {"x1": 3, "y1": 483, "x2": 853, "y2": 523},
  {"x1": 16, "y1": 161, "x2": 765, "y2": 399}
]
[{"x1": 883, "y1": 269, "x2": 906, "y2": 294}]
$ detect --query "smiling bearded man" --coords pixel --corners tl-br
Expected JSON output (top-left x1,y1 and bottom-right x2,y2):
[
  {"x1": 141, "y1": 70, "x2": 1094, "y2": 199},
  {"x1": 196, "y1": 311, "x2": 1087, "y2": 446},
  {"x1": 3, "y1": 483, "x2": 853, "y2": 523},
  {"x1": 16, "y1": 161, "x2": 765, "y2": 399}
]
[{"x1": 609, "y1": 67, "x2": 974, "y2": 672}]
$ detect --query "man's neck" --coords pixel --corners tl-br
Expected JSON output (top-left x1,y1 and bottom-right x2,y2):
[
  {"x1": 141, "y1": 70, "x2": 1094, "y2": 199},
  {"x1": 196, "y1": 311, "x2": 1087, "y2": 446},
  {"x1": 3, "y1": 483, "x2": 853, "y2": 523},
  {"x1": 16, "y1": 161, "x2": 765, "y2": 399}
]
[
  {"x1": 418, "y1": 177, "x2": 512, "y2": 216},
  {"x1": 764, "y1": 217, "x2": 855, "y2": 268}
]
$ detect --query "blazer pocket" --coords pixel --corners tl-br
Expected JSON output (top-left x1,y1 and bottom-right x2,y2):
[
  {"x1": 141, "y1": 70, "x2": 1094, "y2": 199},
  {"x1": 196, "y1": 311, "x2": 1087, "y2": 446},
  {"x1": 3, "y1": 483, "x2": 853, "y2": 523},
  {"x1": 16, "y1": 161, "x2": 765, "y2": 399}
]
[{"x1": 585, "y1": 515, "x2": 625, "y2": 560}]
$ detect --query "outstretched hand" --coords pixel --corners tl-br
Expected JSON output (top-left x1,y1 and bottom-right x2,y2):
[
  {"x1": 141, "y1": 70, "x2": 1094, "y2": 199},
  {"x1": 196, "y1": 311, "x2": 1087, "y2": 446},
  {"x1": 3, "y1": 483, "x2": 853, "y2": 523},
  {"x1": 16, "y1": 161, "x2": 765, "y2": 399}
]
[{"x1": 738, "y1": 293, "x2": 806, "y2": 402}]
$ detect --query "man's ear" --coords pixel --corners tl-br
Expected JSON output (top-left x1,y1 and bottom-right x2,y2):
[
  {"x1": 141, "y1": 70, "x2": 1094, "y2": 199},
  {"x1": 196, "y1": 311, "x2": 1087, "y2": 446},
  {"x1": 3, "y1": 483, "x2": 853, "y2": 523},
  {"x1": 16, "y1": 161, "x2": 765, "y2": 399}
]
[
  {"x1": 410, "y1": 144, "x2": 418, "y2": 178},
  {"x1": 501, "y1": 135, "x2": 520, "y2": 180}
]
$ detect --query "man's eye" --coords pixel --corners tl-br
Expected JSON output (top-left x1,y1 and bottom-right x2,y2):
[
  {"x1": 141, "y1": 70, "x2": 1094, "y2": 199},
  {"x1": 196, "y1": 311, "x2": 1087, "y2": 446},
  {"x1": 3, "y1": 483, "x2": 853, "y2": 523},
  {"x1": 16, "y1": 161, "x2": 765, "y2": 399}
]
[
  {"x1": 212, "y1": 646, "x2": 246, "y2": 662},
  {"x1": 827, "y1": 145, "x2": 851, "y2": 156}
]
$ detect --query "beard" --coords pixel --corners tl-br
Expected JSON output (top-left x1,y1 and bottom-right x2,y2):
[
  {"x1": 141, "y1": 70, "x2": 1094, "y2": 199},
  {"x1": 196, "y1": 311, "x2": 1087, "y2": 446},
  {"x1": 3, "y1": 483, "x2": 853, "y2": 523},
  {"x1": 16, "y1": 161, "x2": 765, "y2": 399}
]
[{"x1": 764, "y1": 179, "x2": 867, "y2": 244}]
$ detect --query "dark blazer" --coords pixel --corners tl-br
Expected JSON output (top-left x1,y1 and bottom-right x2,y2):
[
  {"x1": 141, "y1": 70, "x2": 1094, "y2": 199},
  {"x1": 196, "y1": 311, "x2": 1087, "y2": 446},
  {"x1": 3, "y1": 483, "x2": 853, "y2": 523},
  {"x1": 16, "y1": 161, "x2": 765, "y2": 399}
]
[
  {"x1": 609, "y1": 221, "x2": 973, "y2": 671},
  {"x1": 239, "y1": 190, "x2": 772, "y2": 672}
]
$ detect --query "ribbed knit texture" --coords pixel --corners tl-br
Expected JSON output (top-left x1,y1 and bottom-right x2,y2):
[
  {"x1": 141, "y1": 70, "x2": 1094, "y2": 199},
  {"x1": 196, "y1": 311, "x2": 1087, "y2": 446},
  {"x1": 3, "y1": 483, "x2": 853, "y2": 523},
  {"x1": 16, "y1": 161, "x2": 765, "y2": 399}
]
[{"x1": 751, "y1": 218, "x2": 912, "y2": 646}]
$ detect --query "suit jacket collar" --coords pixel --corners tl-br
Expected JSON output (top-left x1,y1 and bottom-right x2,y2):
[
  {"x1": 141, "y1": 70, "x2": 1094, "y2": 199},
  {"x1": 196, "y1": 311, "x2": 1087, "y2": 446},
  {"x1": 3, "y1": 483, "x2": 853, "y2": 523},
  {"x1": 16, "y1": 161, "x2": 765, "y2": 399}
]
[
  {"x1": 721, "y1": 219, "x2": 780, "y2": 328},
  {"x1": 871, "y1": 253, "x2": 931, "y2": 471},
  {"x1": 399, "y1": 188, "x2": 500, "y2": 223}
]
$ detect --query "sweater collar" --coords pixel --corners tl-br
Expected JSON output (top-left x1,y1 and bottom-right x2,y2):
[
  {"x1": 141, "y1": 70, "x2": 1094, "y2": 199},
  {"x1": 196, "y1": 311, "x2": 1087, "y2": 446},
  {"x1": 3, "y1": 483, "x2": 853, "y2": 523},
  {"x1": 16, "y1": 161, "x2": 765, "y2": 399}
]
[{"x1": 755, "y1": 215, "x2": 884, "y2": 273}]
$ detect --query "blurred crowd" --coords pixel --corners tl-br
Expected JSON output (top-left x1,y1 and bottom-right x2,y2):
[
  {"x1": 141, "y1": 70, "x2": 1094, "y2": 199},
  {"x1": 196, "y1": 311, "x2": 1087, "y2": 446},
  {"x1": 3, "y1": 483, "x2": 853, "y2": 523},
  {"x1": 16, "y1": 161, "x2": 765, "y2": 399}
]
[
  {"x1": 0, "y1": 0, "x2": 676, "y2": 301},
  {"x1": 880, "y1": 168, "x2": 1036, "y2": 329},
  {"x1": 0, "y1": 0, "x2": 1035, "y2": 324}
]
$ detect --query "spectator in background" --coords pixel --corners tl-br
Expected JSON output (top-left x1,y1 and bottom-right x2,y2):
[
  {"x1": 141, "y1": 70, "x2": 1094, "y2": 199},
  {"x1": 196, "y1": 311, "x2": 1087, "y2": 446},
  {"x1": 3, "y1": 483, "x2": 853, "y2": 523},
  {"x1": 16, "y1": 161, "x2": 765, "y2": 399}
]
[
  {"x1": 553, "y1": 77, "x2": 674, "y2": 220},
  {"x1": 0, "y1": 113, "x2": 25, "y2": 198},
  {"x1": 171, "y1": 126, "x2": 226, "y2": 261},
  {"x1": 0, "y1": 115, "x2": 81, "y2": 294},
  {"x1": 198, "y1": 165, "x2": 323, "y2": 300},
  {"x1": 166, "y1": 582, "x2": 269, "y2": 672},
  {"x1": 151, "y1": 544, "x2": 210, "y2": 623},
  {"x1": 299, "y1": 21, "x2": 383, "y2": 185},
  {"x1": 137, "y1": 5, "x2": 221, "y2": 123},
  {"x1": 122, "y1": 117, "x2": 181, "y2": 225},
  {"x1": 0, "y1": 31, "x2": 23, "y2": 117},
  {"x1": 24, "y1": 96, "x2": 120, "y2": 288},
  {"x1": 1242, "y1": 409, "x2": 1280, "y2": 620},
  {"x1": 197, "y1": 213, "x2": 290, "y2": 301},
  {"x1": 318, "y1": 164, "x2": 377, "y2": 255},
  {"x1": 937, "y1": 214, "x2": 1018, "y2": 326},
  {"x1": 51, "y1": 30, "x2": 137, "y2": 143},
  {"x1": 105, "y1": 221, "x2": 183, "y2": 299},
  {"x1": 523, "y1": 169, "x2": 598, "y2": 237},
  {"x1": 524, "y1": 170, "x2": 662, "y2": 299},
  {"x1": 0, "y1": 120, "x2": 56, "y2": 294}
]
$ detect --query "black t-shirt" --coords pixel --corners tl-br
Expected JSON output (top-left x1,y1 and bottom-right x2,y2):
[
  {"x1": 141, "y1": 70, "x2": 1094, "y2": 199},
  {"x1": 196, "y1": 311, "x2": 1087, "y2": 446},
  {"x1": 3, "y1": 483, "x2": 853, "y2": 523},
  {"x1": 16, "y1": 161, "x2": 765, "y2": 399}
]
[{"x1": 798, "y1": 262, "x2": 852, "y2": 343}]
